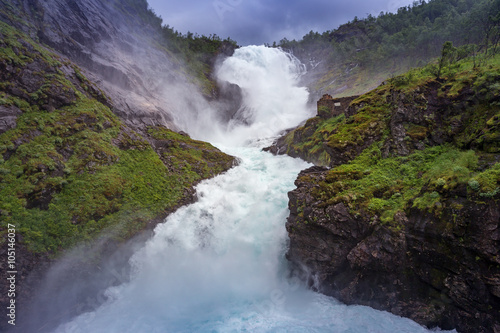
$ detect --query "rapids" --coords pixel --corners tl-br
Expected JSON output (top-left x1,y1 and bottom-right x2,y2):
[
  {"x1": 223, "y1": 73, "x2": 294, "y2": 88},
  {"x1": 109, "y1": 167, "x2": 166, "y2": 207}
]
[{"x1": 53, "y1": 46, "x2": 455, "y2": 333}]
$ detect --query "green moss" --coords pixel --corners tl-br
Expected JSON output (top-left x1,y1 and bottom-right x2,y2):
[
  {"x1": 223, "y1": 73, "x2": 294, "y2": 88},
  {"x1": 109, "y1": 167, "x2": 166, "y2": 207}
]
[
  {"x1": 290, "y1": 51, "x2": 500, "y2": 230},
  {"x1": 406, "y1": 124, "x2": 428, "y2": 140},
  {"x1": 307, "y1": 144, "x2": 490, "y2": 228},
  {"x1": 147, "y1": 126, "x2": 234, "y2": 178},
  {"x1": 317, "y1": 105, "x2": 330, "y2": 118},
  {"x1": 474, "y1": 163, "x2": 500, "y2": 194},
  {"x1": 0, "y1": 98, "x2": 232, "y2": 254},
  {"x1": 0, "y1": 20, "x2": 62, "y2": 67},
  {"x1": 413, "y1": 191, "x2": 442, "y2": 213},
  {"x1": 283, "y1": 115, "x2": 343, "y2": 166},
  {"x1": 282, "y1": 84, "x2": 392, "y2": 167},
  {"x1": 0, "y1": 23, "x2": 234, "y2": 255}
]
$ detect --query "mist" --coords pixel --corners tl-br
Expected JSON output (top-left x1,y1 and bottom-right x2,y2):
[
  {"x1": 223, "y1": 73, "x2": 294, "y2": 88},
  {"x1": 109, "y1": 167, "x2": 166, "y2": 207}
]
[
  {"x1": 13, "y1": 228, "x2": 154, "y2": 332},
  {"x1": 4, "y1": 1, "x2": 244, "y2": 331},
  {"x1": 2, "y1": 0, "x2": 494, "y2": 331},
  {"x1": 177, "y1": 46, "x2": 314, "y2": 146},
  {"x1": 12, "y1": 42, "x2": 314, "y2": 332},
  {"x1": 12, "y1": 43, "x2": 455, "y2": 333}
]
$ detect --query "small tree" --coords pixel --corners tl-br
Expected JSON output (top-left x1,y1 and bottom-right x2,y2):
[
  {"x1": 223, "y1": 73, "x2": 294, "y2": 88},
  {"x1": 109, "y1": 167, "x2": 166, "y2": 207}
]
[{"x1": 436, "y1": 41, "x2": 456, "y2": 79}]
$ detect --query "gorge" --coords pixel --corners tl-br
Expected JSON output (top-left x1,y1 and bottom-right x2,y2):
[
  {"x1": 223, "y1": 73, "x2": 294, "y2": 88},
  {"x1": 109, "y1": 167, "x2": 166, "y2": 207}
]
[
  {"x1": 45, "y1": 45, "x2": 453, "y2": 333},
  {"x1": 0, "y1": 0, "x2": 499, "y2": 332}
]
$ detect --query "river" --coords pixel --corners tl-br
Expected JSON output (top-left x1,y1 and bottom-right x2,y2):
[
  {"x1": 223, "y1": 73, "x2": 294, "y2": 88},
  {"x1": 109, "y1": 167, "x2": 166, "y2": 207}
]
[{"x1": 53, "y1": 46, "x2": 454, "y2": 333}]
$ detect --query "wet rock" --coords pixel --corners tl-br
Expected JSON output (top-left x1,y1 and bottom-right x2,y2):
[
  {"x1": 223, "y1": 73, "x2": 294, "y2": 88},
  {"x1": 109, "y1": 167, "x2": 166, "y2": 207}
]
[
  {"x1": 210, "y1": 81, "x2": 244, "y2": 123},
  {"x1": 0, "y1": 0, "x2": 199, "y2": 131},
  {"x1": 286, "y1": 165, "x2": 500, "y2": 332}
]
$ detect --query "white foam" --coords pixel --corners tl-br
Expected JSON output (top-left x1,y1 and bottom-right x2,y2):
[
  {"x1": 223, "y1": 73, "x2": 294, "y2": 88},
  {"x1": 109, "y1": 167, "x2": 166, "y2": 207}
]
[{"x1": 53, "y1": 47, "x2": 456, "y2": 333}]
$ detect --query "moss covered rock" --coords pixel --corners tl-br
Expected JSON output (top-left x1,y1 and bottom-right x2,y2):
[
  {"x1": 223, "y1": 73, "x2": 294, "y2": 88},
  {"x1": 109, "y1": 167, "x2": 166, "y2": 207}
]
[
  {"x1": 0, "y1": 19, "x2": 235, "y2": 328},
  {"x1": 284, "y1": 54, "x2": 500, "y2": 332}
]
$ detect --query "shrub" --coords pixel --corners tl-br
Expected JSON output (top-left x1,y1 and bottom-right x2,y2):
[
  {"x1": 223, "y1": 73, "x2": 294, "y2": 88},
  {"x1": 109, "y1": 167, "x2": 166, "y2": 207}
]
[
  {"x1": 436, "y1": 178, "x2": 446, "y2": 187},
  {"x1": 468, "y1": 179, "x2": 480, "y2": 191}
]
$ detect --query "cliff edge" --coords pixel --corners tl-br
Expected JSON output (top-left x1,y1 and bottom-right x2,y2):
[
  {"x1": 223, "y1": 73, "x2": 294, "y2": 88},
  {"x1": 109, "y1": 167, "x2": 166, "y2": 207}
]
[
  {"x1": 0, "y1": 2, "x2": 237, "y2": 330},
  {"x1": 276, "y1": 55, "x2": 500, "y2": 332}
]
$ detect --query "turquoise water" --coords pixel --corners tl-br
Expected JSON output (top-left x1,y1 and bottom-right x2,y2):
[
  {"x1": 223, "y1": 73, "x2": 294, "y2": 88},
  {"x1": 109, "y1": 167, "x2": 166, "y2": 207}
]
[
  {"x1": 53, "y1": 146, "x2": 451, "y2": 333},
  {"x1": 53, "y1": 46, "x2": 455, "y2": 333}
]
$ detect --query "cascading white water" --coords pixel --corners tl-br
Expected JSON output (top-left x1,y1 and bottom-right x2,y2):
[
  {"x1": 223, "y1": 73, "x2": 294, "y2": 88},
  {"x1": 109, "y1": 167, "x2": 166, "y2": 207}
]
[
  {"x1": 53, "y1": 46, "x2": 455, "y2": 333},
  {"x1": 178, "y1": 45, "x2": 313, "y2": 146},
  {"x1": 214, "y1": 46, "x2": 310, "y2": 144}
]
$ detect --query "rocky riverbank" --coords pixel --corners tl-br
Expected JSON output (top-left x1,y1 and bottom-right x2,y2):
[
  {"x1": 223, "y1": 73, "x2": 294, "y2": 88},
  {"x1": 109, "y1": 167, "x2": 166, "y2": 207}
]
[
  {"x1": 270, "y1": 56, "x2": 500, "y2": 332},
  {"x1": 0, "y1": 3, "x2": 237, "y2": 331}
]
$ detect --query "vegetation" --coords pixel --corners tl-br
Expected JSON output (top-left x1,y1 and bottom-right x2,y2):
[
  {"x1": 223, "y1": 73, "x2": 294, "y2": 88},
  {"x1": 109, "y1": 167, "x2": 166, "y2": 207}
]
[
  {"x1": 108, "y1": 0, "x2": 239, "y2": 58},
  {"x1": 160, "y1": 26, "x2": 238, "y2": 95},
  {"x1": 108, "y1": 0, "x2": 238, "y2": 94},
  {"x1": 0, "y1": 22, "x2": 233, "y2": 254},
  {"x1": 291, "y1": 50, "x2": 500, "y2": 228},
  {"x1": 0, "y1": 0, "x2": 238, "y2": 98},
  {"x1": 308, "y1": 144, "x2": 495, "y2": 225},
  {"x1": 0, "y1": 0, "x2": 497, "y2": 256},
  {"x1": 277, "y1": 0, "x2": 500, "y2": 96},
  {"x1": 283, "y1": 47, "x2": 500, "y2": 162}
]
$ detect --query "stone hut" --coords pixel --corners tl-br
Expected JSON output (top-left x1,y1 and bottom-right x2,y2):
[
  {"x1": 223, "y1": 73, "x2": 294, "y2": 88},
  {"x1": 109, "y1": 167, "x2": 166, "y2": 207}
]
[{"x1": 316, "y1": 94, "x2": 359, "y2": 119}]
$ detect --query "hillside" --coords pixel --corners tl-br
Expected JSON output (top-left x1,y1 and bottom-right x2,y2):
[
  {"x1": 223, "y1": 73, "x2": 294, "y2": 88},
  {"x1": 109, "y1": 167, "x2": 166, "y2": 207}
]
[
  {"x1": 278, "y1": 0, "x2": 500, "y2": 101},
  {"x1": 0, "y1": 1, "x2": 238, "y2": 330},
  {"x1": 267, "y1": 51, "x2": 500, "y2": 332},
  {"x1": 0, "y1": 0, "x2": 240, "y2": 130},
  {"x1": 0, "y1": 0, "x2": 498, "y2": 331}
]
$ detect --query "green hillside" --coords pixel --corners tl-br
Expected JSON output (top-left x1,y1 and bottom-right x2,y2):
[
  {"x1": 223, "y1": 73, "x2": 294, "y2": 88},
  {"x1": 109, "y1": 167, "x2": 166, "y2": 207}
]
[
  {"x1": 0, "y1": 21, "x2": 234, "y2": 254},
  {"x1": 278, "y1": 0, "x2": 500, "y2": 97}
]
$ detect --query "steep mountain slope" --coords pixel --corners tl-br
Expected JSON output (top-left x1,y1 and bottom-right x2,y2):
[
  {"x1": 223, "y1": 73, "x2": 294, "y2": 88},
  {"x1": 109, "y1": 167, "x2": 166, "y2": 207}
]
[
  {"x1": 1, "y1": 0, "x2": 178, "y2": 129},
  {"x1": 0, "y1": 1, "x2": 237, "y2": 330},
  {"x1": 279, "y1": 0, "x2": 500, "y2": 102},
  {"x1": 270, "y1": 54, "x2": 500, "y2": 332},
  {"x1": 0, "y1": 0, "x2": 240, "y2": 131}
]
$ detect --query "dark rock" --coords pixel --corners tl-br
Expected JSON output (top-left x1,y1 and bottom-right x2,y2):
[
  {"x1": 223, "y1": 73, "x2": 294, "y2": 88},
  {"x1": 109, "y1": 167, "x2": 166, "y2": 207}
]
[
  {"x1": 317, "y1": 94, "x2": 359, "y2": 119},
  {"x1": 282, "y1": 76, "x2": 500, "y2": 331},
  {"x1": 286, "y1": 165, "x2": 500, "y2": 333},
  {"x1": 211, "y1": 80, "x2": 244, "y2": 123},
  {"x1": 25, "y1": 184, "x2": 62, "y2": 210}
]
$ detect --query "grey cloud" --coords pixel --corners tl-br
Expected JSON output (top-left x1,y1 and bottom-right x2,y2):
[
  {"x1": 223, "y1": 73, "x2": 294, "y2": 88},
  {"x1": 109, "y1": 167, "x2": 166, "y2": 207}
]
[{"x1": 148, "y1": 0, "x2": 416, "y2": 45}]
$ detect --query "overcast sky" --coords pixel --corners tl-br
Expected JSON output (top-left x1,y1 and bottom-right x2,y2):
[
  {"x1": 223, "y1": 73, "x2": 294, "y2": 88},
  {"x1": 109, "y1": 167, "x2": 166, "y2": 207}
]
[{"x1": 147, "y1": 0, "x2": 417, "y2": 45}]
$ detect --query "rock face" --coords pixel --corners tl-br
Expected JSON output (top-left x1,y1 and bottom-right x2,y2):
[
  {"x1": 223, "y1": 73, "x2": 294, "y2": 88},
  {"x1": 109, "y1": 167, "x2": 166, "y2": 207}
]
[
  {"x1": 282, "y1": 65, "x2": 500, "y2": 332},
  {"x1": 0, "y1": 3, "x2": 239, "y2": 331},
  {"x1": 0, "y1": 0, "x2": 239, "y2": 132},
  {"x1": 210, "y1": 80, "x2": 244, "y2": 123},
  {"x1": 0, "y1": 0, "x2": 169, "y2": 129},
  {"x1": 0, "y1": 105, "x2": 22, "y2": 134},
  {"x1": 287, "y1": 167, "x2": 500, "y2": 332},
  {"x1": 268, "y1": 74, "x2": 500, "y2": 166},
  {"x1": 317, "y1": 94, "x2": 359, "y2": 119}
]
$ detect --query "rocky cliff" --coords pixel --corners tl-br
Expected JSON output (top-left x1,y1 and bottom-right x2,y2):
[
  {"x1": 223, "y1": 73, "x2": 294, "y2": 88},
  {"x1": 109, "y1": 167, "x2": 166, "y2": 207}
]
[
  {"x1": 288, "y1": 167, "x2": 499, "y2": 332},
  {"x1": 0, "y1": 1, "x2": 238, "y2": 331},
  {"x1": 277, "y1": 56, "x2": 500, "y2": 332},
  {"x1": 1, "y1": 0, "x2": 177, "y2": 130},
  {"x1": 0, "y1": 0, "x2": 241, "y2": 132}
]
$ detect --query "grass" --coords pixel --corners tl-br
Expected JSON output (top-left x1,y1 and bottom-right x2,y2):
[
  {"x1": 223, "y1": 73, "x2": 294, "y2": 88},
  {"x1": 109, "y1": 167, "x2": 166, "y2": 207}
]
[
  {"x1": 283, "y1": 51, "x2": 500, "y2": 166},
  {"x1": 290, "y1": 51, "x2": 500, "y2": 228},
  {"x1": 0, "y1": 95, "x2": 205, "y2": 253},
  {"x1": 282, "y1": 85, "x2": 391, "y2": 166},
  {"x1": 305, "y1": 144, "x2": 498, "y2": 227},
  {"x1": 0, "y1": 21, "x2": 234, "y2": 255}
]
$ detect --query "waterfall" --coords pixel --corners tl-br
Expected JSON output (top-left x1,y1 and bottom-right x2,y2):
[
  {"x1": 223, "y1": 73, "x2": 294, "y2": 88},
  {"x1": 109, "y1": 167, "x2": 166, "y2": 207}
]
[
  {"x1": 52, "y1": 46, "x2": 454, "y2": 333},
  {"x1": 215, "y1": 46, "x2": 310, "y2": 145},
  {"x1": 178, "y1": 45, "x2": 313, "y2": 147}
]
